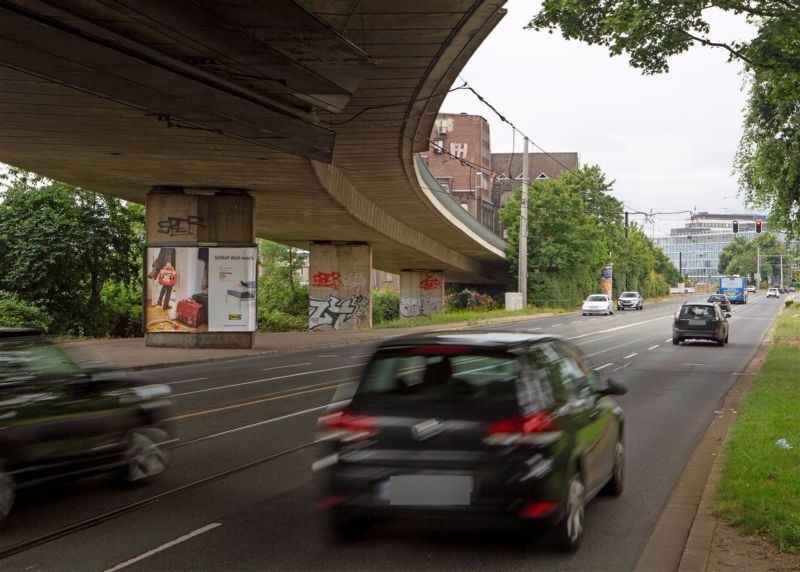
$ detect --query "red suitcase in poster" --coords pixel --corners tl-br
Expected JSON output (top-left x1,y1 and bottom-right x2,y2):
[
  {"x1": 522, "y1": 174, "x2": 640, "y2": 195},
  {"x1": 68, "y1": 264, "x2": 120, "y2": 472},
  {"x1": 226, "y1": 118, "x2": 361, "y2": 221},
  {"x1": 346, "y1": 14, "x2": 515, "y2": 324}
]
[{"x1": 176, "y1": 298, "x2": 206, "y2": 327}]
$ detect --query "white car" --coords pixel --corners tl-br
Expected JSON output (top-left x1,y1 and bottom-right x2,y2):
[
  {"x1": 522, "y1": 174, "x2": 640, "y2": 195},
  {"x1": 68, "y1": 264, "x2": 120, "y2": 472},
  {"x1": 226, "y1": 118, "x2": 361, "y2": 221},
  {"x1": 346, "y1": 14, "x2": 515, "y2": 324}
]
[
  {"x1": 746, "y1": 285, "x2": 756, "y2": 293},
  {"x1": 582, "y1": 294, "x2": 613, "y2": 316},
  {"x1": 766, "y1": 287, "x2": 780, "y2": 298}
]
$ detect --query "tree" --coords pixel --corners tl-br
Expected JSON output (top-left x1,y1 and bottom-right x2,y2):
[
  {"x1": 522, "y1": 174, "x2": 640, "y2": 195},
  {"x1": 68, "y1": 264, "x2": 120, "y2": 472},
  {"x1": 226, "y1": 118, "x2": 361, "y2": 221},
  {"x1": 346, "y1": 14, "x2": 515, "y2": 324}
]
[
  {"x1": 529, "y1": 1, "x2": 800, "y2": 236},
  {"x1": 0, "y1": 167, "x2": 143, "y2": 336},
  {"x1": 257, "y1": 239, "x2": 309, "y2": 331}
]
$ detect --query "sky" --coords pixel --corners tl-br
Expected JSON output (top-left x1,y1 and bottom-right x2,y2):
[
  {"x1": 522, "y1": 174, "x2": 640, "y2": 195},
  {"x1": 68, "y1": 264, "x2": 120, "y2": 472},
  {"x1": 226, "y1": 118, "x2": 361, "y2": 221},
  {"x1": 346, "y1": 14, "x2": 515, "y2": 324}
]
[{"x1": 440, "y1": 0, "x2": 758, "y2": 237}]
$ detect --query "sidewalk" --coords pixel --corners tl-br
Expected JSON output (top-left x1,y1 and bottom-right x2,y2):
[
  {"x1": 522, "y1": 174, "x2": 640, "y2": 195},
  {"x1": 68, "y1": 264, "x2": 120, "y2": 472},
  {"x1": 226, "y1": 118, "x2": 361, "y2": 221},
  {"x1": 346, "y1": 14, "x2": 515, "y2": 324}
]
[{"x1": 59, "y1": 312, "x2": 557, "y2": 371}]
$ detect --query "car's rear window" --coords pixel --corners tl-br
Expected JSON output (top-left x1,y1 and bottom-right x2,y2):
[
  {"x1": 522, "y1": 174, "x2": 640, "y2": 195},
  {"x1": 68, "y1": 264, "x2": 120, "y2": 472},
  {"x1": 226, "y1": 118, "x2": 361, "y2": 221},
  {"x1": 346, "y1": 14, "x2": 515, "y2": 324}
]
[
  {"x1": 678, "y1": 305, "x2": 714, "y2": 319},
  {"x1": 355, "y1": 349, "x2": 521, "y2": 405}
]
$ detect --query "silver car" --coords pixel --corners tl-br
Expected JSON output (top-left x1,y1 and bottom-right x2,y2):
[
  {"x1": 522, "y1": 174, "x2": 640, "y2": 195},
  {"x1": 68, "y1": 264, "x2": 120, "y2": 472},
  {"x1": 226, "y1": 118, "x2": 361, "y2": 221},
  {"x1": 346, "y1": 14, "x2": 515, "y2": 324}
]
[{"x1": 616, "y1": 291, "x2": 643, "y2": 311}]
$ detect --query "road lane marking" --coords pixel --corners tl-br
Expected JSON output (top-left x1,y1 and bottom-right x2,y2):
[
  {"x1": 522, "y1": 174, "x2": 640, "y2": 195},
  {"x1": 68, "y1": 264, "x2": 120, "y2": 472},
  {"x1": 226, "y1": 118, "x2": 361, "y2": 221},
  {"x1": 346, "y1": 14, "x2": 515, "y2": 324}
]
[
  {"x1": 167, "y1": 377, "x2": 207, "y2": 386},
  {"x1": 105, "y1": 522, "x2": 222, "y2": 572},
  {"x1": 552, "y1": 324, "x2": 563, "y2": 327},
  {"x1": 567, "y1": 315, "x2": 671, "y2": 341},
  {"x1": 527, "y1": 327, "x2": 542, "y2": 331},
  {"x1": 664, "y1": 339, "x2": 672, "y2": 343},
  {"x1": 572, "y1": 321, "x2": 582, "y2": 324},
  {"x1": 680, "y1": 363, "x2": 706, "y2": 366},
  {"x1": 178, "y1": 400, "x2": 348, "y2": 447},
  {"x1": 614, "y1": 362, "x2": 631, "y2": 371},
  {"x1": 261, "y1": 362, "x2": 311, "y2": 372},
  {"x1": 169, "y1": 379, "x2": 357, "y2": 421},
  {"x1": 648, "y1": 345, "x2": 659, "y2": 350},
  {"x1": 351, "y1": 354, "x2": 372, "y2": 358},
  {"x1": 623, "y1": 353, "x2": 637, "y2": 359},
  {"x1": 594, "y1": 363, "x2": 614, "y2": 371},
  {"x1": 172, "y1": 363, "x2": 366, "y2": 398},
  {"x1": 319, "y1": 355, "x2": 338, "y2": 358}
]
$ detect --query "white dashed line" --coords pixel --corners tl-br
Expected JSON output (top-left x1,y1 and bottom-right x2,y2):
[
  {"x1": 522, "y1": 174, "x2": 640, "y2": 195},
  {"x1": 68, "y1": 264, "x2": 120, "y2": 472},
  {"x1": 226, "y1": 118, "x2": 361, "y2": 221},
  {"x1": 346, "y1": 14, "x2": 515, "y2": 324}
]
[
  {"x1": 664, "y1": 338, "x2": 672, "y2": 343},
  {"x1": 572, "y1": 321, "x2": 582, "y2": 324},
  {"x1": 105, "y1": 523, "x2": 222, "y2": 572},
  {"x1": 623, "y1": 353, "x2": 637, "y2": 359},
  {"x1": 680, "y1": 363, "x2": 706, "y2": 366},
  {"x1": 614, "y1": 362, "x2": 631, "y2": 371},
  {"x1": 594, "y1": 363, "x2": 614, "y2": 371},
  {"x1": 648, "y1": 345, "x2": 659, "y2": 350},
  {"x1": 552, "y1": 324, "x2": 563, "y2": 328},
  {"x1": 261, "y1": 362, "x2": 311, "y2": 372},
  {"x1": 319, "y1": 355, "x2": 338, "y2": 358},
  {"x1": 167, "y1": 377, "x2": 207, "y2": 386}
]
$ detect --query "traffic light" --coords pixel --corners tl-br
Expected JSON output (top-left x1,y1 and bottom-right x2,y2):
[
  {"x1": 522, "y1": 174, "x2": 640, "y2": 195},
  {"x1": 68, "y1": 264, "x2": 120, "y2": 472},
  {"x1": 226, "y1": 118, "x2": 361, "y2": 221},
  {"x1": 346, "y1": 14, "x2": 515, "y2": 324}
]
[
  {"x1": 755, "y1": 219, "x2": 762, "y2": 233},
  {"x1": 732, "y1": 220, "x2": 739, "y2": 233}
]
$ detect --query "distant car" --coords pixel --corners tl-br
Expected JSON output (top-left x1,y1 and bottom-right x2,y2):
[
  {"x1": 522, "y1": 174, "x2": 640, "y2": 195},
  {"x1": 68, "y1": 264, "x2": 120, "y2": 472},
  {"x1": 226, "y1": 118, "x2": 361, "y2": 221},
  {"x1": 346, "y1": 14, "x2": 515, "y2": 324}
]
[
  {"x1": 746, "y1": 285, "x2": 756, "y2": 293},
  {"x1": 789, "y1": 286, "x2": 796, "y2": 293},
  {"x1": 617, "y1": 291, "x2": 643, "y2": 311},
  {"x1": 0, "y1": 328, "x2": 174, "y2": 524},
  {"x1": 582, "y1": 294, "x2": 613, "y2": 316},
  {"x1": 707, "y1": 294, "x2": 731, "y2": 312},
  {"x1": 766, "y1": 287, "x2": 780, "y2": 298},
  {"x1": 673, "y1": 302, "x2": 730, "y2": 346},
  {"x1": 314, "y1": 332, "x2": 627, "y2": 552}
]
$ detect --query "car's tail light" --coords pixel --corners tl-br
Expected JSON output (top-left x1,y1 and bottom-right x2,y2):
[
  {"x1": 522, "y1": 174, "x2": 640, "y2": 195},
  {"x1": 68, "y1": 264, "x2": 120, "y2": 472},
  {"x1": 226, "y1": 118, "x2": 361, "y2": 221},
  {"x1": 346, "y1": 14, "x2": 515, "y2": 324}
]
[
  {"x1": 484, "y1": 411, "x2": 561, "y2": 446},
  {"x1": 317, "y1": 410, "x2": 377, "y2": 441},
  {"x1": 518, "y1": 501, "x2": 557, "y2": 518}
]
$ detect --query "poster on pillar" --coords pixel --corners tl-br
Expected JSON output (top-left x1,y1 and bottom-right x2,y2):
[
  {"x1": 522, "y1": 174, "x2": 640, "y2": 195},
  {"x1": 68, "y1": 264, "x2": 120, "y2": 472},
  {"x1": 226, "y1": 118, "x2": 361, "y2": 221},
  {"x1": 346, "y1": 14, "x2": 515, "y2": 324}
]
[
  {"x1": 600, "y1": 264, "x2": 613, "y2": 297},
  {"x1": 208, "y1": 247, "x2": 258, "y2": 332},
  {"x1": 145, "y1": 247, "x2": 209, "y2": 333}
]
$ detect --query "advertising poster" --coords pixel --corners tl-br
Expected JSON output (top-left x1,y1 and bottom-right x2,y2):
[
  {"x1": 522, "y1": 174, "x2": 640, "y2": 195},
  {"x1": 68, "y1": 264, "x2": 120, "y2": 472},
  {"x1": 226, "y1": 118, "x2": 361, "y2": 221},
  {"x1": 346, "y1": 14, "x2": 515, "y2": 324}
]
[
  {"x1": 145, "y1": 247, "x2": 209, "y2": 333},
  {"x1": 600, "y1": 264, "x2": 613, "y2": 297},
  {"x1": 208, "y1": 247, "x2": 258, "y2": 332}
]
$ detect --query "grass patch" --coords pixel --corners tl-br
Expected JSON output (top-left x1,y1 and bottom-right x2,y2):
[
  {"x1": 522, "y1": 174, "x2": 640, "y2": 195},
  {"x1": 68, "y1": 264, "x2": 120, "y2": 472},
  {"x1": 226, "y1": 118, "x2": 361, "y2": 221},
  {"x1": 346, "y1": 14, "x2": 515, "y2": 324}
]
[
  {"x1": 375, "y1": 306, "x2": 571, "y2": 329},
  {"x1": 715, "y1": 309, "x2": 800, "y2": 551}
]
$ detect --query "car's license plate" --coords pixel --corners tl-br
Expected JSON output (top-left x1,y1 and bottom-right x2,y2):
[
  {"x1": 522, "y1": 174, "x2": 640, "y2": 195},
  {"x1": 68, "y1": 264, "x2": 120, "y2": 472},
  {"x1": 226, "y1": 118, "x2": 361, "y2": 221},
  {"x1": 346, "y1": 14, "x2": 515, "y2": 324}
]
[
  {"x1": 380, "y1": 475, "x2": 473, "y2": 506},
  {"x1": 689, "y1": 319, "x2": 707, "y2": 326}
]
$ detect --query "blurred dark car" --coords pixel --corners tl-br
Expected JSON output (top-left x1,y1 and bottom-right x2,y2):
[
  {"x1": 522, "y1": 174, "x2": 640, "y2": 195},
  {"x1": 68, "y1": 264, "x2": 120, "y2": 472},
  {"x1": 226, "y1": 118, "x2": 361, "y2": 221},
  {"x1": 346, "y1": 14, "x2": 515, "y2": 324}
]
[
  {"x1": 314, "y1": 332, "x2": 627, "y2": 552},
  {"x1": 706, "y1": 294, "x2": 731, "y2": 311},
  {"x1": 673, "y1": 303, "x2": 730, "y2": 346},
  {"x1": 0, "y1": 328, "x2": 174, "y2": 523}
]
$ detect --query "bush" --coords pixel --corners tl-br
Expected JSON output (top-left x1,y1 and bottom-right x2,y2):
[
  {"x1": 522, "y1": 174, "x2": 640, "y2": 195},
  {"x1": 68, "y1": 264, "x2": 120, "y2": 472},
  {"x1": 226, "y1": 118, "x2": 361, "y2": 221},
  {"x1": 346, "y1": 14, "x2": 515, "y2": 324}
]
[
  {"x1": 785, "y1": 300, "x2": 794, "y2": 308},
  {"x1": 372, "y1": 290, "x2": 400, "y2": 324},
  {"x1": 446, "y1": 289, "x2": 496, "y2": 312},
  {"x1": 100, "y1": 280, "x2": 143, "y2": 337},
  {"x1": 258, "y1": 310, "x2": 307, "y2": 332},
  {"x1": 0, "y1": 290, "x2": 52, "y2": 331}
]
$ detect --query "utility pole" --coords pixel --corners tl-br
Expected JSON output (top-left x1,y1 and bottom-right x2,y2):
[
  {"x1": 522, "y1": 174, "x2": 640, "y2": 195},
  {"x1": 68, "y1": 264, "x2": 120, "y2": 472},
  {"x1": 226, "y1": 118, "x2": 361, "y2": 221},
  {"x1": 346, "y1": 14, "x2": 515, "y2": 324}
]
[
  {"x1": 624, "y1": 212, "x2": 629, "y2": 290},
  {"x1": 780, "y1": 253, "x2": 784, "y2": 288},
  {"x1": 756, "y1": 246, "x2": 761, "y2": 288},
  {"x1": 518, "y1": 136, "x2": 529, "y2": 307}
]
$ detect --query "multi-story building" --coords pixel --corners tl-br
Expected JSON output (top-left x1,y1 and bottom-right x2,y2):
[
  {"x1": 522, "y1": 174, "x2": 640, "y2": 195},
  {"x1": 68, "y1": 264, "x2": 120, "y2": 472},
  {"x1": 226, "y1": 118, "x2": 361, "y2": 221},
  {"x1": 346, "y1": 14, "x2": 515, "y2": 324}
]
[
  {"x1": 491, "y1": 152, "x2": 580, "y2": 210},
  {"x1": 653, "y1": 212, "x2": 768, "y2": 284}
]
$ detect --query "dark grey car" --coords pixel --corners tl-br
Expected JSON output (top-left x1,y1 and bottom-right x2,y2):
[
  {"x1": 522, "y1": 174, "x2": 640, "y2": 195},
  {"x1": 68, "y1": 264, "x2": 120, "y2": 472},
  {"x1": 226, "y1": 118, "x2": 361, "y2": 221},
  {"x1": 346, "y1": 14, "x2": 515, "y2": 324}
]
[
  {"x1": 672, "y1": 303, "x2": 730, "y2": 346},
  {"x1": 314, "y1": 332, "x2": 627, "y2": 552}
]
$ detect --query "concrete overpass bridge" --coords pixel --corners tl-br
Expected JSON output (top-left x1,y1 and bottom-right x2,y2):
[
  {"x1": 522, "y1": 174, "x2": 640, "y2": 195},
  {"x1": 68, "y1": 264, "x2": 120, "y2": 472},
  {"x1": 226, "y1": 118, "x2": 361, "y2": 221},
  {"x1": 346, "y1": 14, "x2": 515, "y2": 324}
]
[{"x1": 0, "y1": 0, "x2": 510, "y2": 347}]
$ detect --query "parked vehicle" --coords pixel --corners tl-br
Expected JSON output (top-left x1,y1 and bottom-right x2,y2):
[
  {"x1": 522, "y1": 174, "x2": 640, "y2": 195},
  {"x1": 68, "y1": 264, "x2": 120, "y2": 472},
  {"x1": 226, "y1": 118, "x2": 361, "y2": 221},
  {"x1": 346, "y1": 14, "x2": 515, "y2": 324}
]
[
  {"x1": 616, "y1": 291, "x2": 643, "y2": 311},
  {"x1": 706, "y1": 294, "x2": 731, "y2": 312},
  {"x1": 719, "y1": 276, "x2": 747, "y2": 304},
  {"x1": 766, "y1": 287, "x2": 780, "y2": 298},
  {"x1": 314, "y1": 332, "x2": 627, "y2": 552},
  {"x1": 582, "y1": 294, "x2": 613, "y2": 316},
  {"x1": 673, "y1": 303, "x2": 730, "y2": 346},
  {"x1": 0, "y1": 328, "x2": 174, "y2": 523},
  {"x1": 746, "y1": 285, "x2": 756, "y2": 293}
]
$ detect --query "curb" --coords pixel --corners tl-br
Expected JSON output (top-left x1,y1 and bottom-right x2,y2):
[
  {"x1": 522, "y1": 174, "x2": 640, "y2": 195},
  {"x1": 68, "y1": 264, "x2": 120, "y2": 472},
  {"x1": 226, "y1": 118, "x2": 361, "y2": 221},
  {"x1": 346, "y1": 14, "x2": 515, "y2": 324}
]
[{"x1": 634, "y1": 318, "x2": 777, "y2": 572}]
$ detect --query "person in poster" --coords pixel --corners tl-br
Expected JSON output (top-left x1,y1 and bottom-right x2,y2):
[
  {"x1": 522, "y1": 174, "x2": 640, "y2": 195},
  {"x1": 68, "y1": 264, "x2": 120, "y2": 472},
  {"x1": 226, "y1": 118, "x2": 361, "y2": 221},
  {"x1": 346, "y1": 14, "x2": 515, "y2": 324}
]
[
  {"x1": 148, "y1": 247, "x2": 177, "y2": 310},
  {"x1": 600, "y1": 264, "x2": 613, "y2": 297}
]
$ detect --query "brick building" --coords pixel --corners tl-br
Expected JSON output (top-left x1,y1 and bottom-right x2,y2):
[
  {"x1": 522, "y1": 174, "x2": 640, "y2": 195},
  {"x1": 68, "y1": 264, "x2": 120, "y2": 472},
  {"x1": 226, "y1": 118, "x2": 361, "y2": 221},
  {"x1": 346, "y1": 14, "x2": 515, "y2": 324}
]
[{"x1": 421, "y1": 112, "x2": 580, "y2": 235}]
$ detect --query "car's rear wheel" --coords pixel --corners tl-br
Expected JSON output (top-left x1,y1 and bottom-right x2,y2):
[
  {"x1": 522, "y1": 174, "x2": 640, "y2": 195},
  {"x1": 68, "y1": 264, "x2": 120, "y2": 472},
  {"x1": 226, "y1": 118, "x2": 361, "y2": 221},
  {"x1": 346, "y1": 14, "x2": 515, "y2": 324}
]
[
  {"x1": 672, "y1": 337, "x2": 681, "y2": 345},
  {"x1": 553, "y1": 474, "x2": 585, "y2": 552},
  {"x1": 121, "y1": 428, "x2": 170, "y2": 485},
  {"x1": 717, "y1": 337, "x2": 725, "y2": 347},
  {"x1": 0, "y1": 464, "x2": 15, "y2": 524},
  {"x1": 603, "y1": 440, "x2": 625, "y2": 496}
]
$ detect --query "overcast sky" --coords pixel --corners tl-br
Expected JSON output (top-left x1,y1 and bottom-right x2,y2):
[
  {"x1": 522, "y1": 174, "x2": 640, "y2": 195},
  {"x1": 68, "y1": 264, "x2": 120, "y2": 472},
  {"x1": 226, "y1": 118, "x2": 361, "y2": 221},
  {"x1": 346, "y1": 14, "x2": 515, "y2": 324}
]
[{"x1": 440, "y1": 0, "x2": 758, "y2": 236}]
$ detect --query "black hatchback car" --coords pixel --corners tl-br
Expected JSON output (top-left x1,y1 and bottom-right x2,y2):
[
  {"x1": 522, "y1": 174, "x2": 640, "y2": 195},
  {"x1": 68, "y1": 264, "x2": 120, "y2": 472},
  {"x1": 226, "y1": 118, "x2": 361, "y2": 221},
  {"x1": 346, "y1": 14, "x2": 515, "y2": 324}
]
[
  {"x1": 707, "y1": 294, "x2": 731, "y2": 312},
  {"x1": 0, "y1": 329, "x2": 174, "y2": 523},
  {"x1": 314, "y1": 332, "x2": 627, "y2": 552},
  {"x1": 673, "y1": 303, "x2": 730, "y2": 346}
]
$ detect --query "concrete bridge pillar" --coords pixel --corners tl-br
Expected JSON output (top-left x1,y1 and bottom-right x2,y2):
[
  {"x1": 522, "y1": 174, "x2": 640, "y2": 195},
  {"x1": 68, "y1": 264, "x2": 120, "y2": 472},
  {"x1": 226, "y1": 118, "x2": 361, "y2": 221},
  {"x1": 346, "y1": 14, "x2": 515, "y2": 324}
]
[
  {"x1": 400, "y1": 271, "x2": 445, "y2": 318},
  {"x1": 144, "y1": 187, "x2": 256, "y2": 348},
  {"x1": 309, "y1": 242, "x2": 372, "y2": 331}
]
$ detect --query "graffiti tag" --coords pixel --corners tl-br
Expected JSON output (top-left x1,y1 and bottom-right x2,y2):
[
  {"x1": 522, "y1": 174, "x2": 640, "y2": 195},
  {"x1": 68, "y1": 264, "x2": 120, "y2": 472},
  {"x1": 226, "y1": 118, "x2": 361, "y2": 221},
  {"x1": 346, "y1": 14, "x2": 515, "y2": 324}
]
[
  {"x1": 157, "y1": 215, "x2": 205, "y2": 236},
  {"x1": 311, "y1": 271, "x2": 341, "y2": 289},
  {"x1": 309, "y1": 294, "x2": 368, "y2": 331},
  {"x1": 341, "y1": 272, "x2": 367, "y2": 293},
  {"x1": 419, "y1": 276, "x2": 442, "y2": 290}
]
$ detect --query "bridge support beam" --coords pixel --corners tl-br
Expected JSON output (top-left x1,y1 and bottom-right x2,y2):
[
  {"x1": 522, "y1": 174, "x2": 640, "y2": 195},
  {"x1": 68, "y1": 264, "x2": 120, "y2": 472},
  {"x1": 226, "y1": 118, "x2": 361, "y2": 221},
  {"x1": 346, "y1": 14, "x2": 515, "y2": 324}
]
[
  {"x1": 144, "y1": 187, "x2": 255, "y2": 348},
  {"x1": 399, "y1": 271, "x2": 445, "y2": 318},
  {"x1": 309, "y1": 242, "x2": 372, "y2": 331}
]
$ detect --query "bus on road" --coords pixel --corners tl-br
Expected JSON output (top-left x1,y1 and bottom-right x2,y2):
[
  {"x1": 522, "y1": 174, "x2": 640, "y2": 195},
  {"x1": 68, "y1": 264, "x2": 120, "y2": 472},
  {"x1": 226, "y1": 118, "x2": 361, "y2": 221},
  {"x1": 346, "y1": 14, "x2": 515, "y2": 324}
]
[{"x1": 720, "y1": 275, "x2": 748, "y2": 304}]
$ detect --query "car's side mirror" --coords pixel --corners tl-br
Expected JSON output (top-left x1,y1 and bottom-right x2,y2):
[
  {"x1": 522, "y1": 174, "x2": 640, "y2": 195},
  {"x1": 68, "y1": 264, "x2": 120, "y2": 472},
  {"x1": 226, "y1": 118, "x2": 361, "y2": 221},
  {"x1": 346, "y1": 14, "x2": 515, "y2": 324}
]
[{"x1": 599, "y1": 378, "x2": 628, "y2": 396}]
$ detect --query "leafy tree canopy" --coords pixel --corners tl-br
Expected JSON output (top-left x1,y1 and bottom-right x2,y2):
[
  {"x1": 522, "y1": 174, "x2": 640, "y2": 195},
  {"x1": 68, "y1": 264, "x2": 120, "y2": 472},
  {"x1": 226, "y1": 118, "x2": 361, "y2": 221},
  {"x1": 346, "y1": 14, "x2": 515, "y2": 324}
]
[{"x1": 529, "y1": 1, "x2": 800, "y2": 236}]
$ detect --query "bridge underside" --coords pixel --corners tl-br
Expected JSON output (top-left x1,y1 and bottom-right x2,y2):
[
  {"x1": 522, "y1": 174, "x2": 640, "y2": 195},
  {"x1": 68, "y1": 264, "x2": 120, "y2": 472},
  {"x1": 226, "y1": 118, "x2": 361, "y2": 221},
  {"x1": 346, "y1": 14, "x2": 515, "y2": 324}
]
[{"x1": 0, "y1": 0, "x2": 509, "y2": 284}]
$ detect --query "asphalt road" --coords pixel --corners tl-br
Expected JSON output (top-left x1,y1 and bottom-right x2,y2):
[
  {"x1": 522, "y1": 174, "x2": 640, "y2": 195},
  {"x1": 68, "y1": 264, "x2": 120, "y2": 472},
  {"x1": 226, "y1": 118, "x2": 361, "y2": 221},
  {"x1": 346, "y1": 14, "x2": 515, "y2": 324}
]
[{"x1": 0, "y1": 294, "x2": 783, "y2": 571}]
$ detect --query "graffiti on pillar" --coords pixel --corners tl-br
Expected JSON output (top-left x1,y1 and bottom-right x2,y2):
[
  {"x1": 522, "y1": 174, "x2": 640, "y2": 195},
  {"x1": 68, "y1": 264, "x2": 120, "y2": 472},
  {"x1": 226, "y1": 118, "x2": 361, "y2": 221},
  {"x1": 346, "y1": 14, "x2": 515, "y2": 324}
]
[
  {"x1": 400, "y1": 296, "x2": 420, "y2": 318},
  {"x1": 309, "y1": 294, "x2": 368, "y2": 331},
  {"x1": 311, "y1": 271, "x2": 341, "y2": 288},
  {"x1": 421, "y1": 295, "x2": 443, "y2": 315},
  {"x1": 157, "y1": 215, "x2": 205, "y2": 236},
  {"x1": 341, "y1": 271, "x2": 367, "y2": 294},
  {"x1": 419, "y1": 275, "x2": 442, "y2": 290}
]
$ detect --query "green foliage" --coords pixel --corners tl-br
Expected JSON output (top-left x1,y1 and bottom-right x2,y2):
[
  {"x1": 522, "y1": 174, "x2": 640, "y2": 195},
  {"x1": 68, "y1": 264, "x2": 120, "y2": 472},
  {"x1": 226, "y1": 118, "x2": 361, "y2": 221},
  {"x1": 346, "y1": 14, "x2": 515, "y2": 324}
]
[
  {"x1": 446, "y1": 289, "x2": 497, "y2": 312},
  {"x1": 0, "y1": 290, "x2": 52, "y2": 331},
  {"x1": 372, "y1": 290, "x2": 400, "y2": 324},
  {"x1": 529, "y1": 1, "x2": 800, "y2": 237},
  {"x1": 100, "y1": 280, "x2": 142, "y2": 338},
  {"x1": 785, "y1": 300, "x2": 794, "y2": 308},
  {"x1": 0, "y1": 167, "x2": 144, "y2": 336},
  {"x1": 717, "y1": 234, "x2": 790, "y2": 281},
  {"x1": 257, "y1": 240, "x2": 308, "y2": 331}
]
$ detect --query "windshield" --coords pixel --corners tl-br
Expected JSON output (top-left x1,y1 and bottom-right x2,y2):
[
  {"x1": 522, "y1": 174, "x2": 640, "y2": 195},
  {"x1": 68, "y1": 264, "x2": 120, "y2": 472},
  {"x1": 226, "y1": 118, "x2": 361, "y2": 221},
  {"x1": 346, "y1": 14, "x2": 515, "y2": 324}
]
[
  {"x1": 355, "y1": 350, "x2": 521, "y2": 406},
  {"x1": 678, "y1": 305, "x2": 714, "y2": 319},
  {"x1": 0, "y1": 340, "x2": 83, "y2": 386},
  {"x1": 620, "y1": 292, "x2": 637, "y2": 298},
  {"x1": 586, "y1": 295, "x2": 607, "y2": 302}
]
